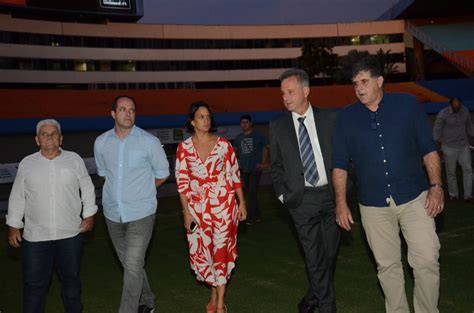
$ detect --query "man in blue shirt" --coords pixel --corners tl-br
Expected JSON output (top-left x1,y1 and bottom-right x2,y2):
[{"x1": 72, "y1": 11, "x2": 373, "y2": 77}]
[
  {"x1": 94, "y1": 96, "x2": 169, "y2": 313},
  {"x1": 234, "y1": 114, "x2": 270, "y2": 225},
  {"x1": 332, "y1": 57, "x2": 444, "y2": 313}
]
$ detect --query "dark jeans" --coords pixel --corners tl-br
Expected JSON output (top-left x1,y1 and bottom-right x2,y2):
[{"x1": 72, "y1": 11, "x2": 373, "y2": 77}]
[
  {"x1": 241, "y1": 170, "x2": 262, "y2": 221},
  {"x1": 22, "y1": 233, "x2": 83, "y2": 313}
]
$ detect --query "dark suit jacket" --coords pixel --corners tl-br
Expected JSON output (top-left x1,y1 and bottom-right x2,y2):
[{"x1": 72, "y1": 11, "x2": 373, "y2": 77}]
[{"x1": 269, "y1": 106, "x2": 338, "y2": 208}]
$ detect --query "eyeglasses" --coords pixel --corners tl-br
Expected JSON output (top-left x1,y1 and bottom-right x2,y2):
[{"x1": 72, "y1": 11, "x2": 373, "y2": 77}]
[
  {"x1": 370, "y1": 112, "x2": 378, "y2": 130},
  {"x1": 39, "y1": 132, "x2": 60, "y2": 139}
]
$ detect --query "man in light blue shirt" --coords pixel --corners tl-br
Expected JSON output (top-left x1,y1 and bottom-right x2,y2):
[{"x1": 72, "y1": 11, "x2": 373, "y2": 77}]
[{"x1": 94, "y1": 95, "x2": 169, "y2": 313}]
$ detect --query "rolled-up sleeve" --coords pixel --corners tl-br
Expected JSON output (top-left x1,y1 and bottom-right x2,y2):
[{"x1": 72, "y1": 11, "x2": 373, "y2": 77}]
[
  {"x1": 228, "y1": 143, "x2": 242, "y2": 189},
  {"x1": 6, "y1": 163, "x2": 26, "y2": 229},
  {"x1": 332, "y1": 112, "x2": 350, "y2": 171},
  {"x1": 150, "y1": 137, "x2": 170, "y2": 179},
  {"x1": 94, "y1": 137, "x2": 106, "y2": 177},
  {"x1": 432, "y1": 110, "x2": 445, "y2": 142},
  {"x1": 414, "y1": 102, "x2": 438, "y2": 156},
  {"x1": 467, "y1": 109, "x2": 474, "y2": 137},
  {"x1": 75, "y1": 156, "x2": 98, "y2": 218},
  {"x1": 175, "y1": 143, "x2": 190, "y2": 197}
]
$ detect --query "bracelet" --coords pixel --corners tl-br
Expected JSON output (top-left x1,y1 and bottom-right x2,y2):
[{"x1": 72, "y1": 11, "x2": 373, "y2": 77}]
[{"x1": 429, "y1": 183, "x2": 443, "y2": 188}]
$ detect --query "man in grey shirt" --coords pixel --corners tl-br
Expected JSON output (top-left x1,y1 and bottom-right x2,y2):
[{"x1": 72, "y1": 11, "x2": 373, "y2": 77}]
[{"x1": 433, "y1": 97, "x2": 474, "y2": 201}]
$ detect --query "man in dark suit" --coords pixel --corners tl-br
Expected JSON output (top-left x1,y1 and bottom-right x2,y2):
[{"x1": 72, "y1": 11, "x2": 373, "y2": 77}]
[{"x1": 270, "y1": 68, "x2": 340, "y2": 313}]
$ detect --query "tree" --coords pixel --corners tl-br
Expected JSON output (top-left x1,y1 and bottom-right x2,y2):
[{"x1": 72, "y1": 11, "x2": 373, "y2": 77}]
[
  {"x1": 375, "y1": 48, "x2": 399, "y2": 81},
  {"x1": 298, "y1": 39, "x2": 338, "y2": 82},
  {"x1": 333, "y1": 49, "x2": 370, "y2": 84}
]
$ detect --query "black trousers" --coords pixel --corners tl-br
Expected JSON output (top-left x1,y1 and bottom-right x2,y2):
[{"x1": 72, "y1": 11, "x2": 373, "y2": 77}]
[{"x1": 289, "y1": 186, "x2": 340, "y2": 313}]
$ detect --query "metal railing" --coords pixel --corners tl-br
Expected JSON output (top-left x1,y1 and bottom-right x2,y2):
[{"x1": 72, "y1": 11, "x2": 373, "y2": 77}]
[{"x1": 406, "y1": 22, "x2": 474, "y2": 74}]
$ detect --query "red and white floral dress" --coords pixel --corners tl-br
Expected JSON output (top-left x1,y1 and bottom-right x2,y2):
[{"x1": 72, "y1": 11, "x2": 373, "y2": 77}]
[{"x1": 175, "y1": 136, "x2": 241, "y2": 286}]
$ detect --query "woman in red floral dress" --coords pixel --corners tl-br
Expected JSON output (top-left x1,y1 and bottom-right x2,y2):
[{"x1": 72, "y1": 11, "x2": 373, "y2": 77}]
[{"x1": 175, "y1": 101, "x2": 247, "y2": 313}]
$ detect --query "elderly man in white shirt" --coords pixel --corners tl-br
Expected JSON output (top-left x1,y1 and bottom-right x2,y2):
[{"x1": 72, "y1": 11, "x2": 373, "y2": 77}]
[{"x1": 7, "y1": 119, "x2": 97, "y2": 313}]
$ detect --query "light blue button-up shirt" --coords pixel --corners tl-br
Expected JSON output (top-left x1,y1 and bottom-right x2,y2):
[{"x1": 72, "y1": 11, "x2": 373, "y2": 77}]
[{"x1": 94, "y1": 126, "x2": 170, "y2": 223}]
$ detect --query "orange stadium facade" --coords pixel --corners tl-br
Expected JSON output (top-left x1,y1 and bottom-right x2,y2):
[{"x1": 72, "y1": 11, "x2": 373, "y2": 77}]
[{"x1": 0, "y1": 12, "x2": 460, "y2": 134}]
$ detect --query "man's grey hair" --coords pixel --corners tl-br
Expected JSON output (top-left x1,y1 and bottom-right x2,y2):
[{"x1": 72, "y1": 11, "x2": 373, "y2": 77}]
[
  {"x1": 279, "y1": 68, "x2": 310, "y2": 87},
  {"x1": 36, "y1": 119, "x2": 61, "y2": 135}
]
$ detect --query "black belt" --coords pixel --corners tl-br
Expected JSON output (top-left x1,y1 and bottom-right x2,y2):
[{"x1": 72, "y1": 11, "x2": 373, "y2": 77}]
[{"x1": 304, "y1": 184, "x2": 329, "y2": 192}]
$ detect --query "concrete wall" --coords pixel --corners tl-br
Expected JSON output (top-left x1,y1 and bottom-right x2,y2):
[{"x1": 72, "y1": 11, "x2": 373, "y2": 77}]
[{"x1": 0, "y1": 14, "x2": 405, "y2": 39}]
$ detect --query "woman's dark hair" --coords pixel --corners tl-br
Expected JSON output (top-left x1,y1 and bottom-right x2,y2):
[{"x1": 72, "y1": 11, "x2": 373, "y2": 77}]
[{"x1": 185, "y1": 101, "x2": 217, "y2": 134}]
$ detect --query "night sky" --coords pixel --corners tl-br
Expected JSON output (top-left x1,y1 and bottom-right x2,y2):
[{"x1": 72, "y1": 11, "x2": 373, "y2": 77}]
[{"x1": 139, "y1": 0, "x2": 411, "y2": 25}]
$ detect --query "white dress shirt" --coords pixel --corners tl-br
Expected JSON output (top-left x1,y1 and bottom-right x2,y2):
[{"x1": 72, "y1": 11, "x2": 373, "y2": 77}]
[
  {"x1": 7, "y1": 150, "x2": 98, "y2": 242},
  {"x1": 291, "y1": 104, "x2": 329, "y2": 187}
]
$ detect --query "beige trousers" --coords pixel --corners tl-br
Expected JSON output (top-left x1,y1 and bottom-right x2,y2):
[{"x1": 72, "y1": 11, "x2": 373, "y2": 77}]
[{"x1": 359, "y1": 191, "x2": 440, "y2": 313}]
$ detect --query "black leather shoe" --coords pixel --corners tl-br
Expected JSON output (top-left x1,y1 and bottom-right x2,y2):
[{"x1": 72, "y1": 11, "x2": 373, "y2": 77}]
[
  {"x1": 138, "y1": 304, "x2": 155, "y2": 313},
  {"x1": 298, "y1": 297, "x2": 316, "y2": 313}
]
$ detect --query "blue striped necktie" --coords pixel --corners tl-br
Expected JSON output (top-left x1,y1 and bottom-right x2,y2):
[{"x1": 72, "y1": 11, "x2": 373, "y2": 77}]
[{"x1": 297, "y1": 117, "x2": 319, "y2": 186}]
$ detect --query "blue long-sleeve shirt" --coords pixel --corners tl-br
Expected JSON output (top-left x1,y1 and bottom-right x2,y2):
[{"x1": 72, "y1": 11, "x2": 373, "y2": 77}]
[
  {"x1": 94, "y1": 126, "x2": 170, "y2": 222},
  {"x1": 332, "y1": 93, "x2": 437, "y2": 207}
]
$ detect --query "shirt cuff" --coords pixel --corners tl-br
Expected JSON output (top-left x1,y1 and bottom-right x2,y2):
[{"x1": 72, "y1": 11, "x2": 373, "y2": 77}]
[
  {"x1": 154, "y1": 169, "x2": 170, "y2": 179},
  {"x1": 6, "y1": 215, "x2": 24, "y2": 229},
  {"x1": 331, "y1": 161, "x2": 349, "y2": 171},
  {"x1": 82, "y1": 205, "x2": 98, "y2": 218}
]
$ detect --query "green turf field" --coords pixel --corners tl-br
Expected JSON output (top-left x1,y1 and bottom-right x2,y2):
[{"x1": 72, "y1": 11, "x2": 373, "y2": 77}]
[{"x1": 1, "y1": 186, "x2": 473, "y2": 313}]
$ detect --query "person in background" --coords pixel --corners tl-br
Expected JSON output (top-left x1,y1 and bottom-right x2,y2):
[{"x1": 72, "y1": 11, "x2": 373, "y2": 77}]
[
  {"x1": 433, "y1": 97, "x2": 473, "y2": 202},
  {"x1": 234, "y1": 114, "x2": 270, "y2": 225},
  {"x1": 7, "y1": 119, "x2": 97, "y2": 313},
  {"x1": 94, "y1": 95, "x2": 170, "y2": 313},
  {"x1": 333, "y1": 56, "x2": 443, "y2": 313},
  {"x1": 175, "y1": 101, "x2": 247, "y2": 313}
]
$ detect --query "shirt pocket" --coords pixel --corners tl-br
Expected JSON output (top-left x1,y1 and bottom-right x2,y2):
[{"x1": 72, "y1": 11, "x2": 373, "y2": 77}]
[{"x1": 128, "y1": 149, "x2": 148, "y2": 168}]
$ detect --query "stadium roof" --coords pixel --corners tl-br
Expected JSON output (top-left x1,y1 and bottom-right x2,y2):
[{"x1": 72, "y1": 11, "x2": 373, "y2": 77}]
[{"x1": 416, "y1": 22, "x2": 474, "y2": 51}]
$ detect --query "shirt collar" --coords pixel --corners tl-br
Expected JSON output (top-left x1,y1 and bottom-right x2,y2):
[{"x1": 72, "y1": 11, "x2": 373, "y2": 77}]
[
  {"x1": 39, "y1": 148, "x2": 63, "y2": 160},
  {"x1": 109, "y1": 125, "x2": 139, "y2": 139},
  {"x1": 360, "y1": 97, "x2": 384, "y2": 113},
  {"x1": 448, "y1": 106, "x2": 463, "y2": 114},
  {"x1": 292, "y1": 103, "x2": 313, "y2": 120}
]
